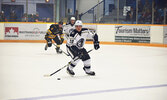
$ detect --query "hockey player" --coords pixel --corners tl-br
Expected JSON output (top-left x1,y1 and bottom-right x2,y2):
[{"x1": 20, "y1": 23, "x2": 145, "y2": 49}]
[
  {"x1": 66, "y1": 20, "x2": 100, "y2": 76},
  {"x1": 44, "y1": 21, "x2": 64, "y2": 54},
  {"x1": 63, "y1": 17, "x2": 76, "y2": 39}
]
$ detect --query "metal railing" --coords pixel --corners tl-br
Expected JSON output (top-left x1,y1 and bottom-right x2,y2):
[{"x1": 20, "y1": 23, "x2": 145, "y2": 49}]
[
  {"x1": 0, "y1": 0, "x2": 166, "y2": 24},
  {"x1": 80, "y1": 0, "x2": 167, "y2": 24},
  {"x1": 80, "y1": 0, "x2": 104, "y2": 23}
]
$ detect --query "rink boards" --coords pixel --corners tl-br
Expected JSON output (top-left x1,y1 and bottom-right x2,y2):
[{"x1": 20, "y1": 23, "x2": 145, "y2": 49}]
[{"x1": 0, "y1": 22, "x2": 167, "y2": 45}]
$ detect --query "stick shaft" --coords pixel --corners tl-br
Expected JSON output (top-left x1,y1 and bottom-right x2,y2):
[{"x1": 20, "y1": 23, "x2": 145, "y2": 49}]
[
  {"x1": 49, "y1": 49, "x2": 94, "y2": 76},
  {"x1": 53, "y1": 43, "x2": 69, "y2": 56}
]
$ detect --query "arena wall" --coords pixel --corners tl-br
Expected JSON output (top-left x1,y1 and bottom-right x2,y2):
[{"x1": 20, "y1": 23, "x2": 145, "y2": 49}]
[
  {"x1": 0, "y1": 23, "x2": 4, "y2": 40},
  {"x1": 0, "y1": 22, "x2": 167, "y2": 47},
  {"x1": 150, "y1": 26, "x2": 164, "y2": 44},
  {"x1": 97, "y1": 24, "x2": 115, "y2": 42}
]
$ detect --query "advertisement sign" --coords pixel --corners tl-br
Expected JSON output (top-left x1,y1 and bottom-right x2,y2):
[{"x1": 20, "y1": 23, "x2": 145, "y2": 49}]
[
  {"x1": 164, "y1": 26, "x2": 167, "y2": 44},
  {"x1": 115, "y1": 25, "x2": 151, "y2": 43},
  {"x1": 4, "y1": 23, "x2": 47, "y2": 40},
  {"x1": 5, "y1": 27, "x2": 19, "y2": 37}
]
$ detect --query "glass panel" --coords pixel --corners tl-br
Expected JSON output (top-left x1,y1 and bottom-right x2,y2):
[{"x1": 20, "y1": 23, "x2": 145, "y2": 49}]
[
  {"x1": 81, "y1": 1, "x2": 104, "y2": 23},
  {"x1": 0, "y1": 0, "x2": 166, "y2": 24},
  {"x1": 0, "y1": 0, "x2": 55, "y2": 22},
  {"x1": 1, "y1": 4, "x2": 24, "y2": 22},
  {"x1": 119, "y1": 0, "x2": 136, "y2": 24},
  {"x1": 101, "y1": 0, "x2": 118, "y2": 23},
  {"x1": 137, "y1": 0, "x2": 152, "y2": 24}
]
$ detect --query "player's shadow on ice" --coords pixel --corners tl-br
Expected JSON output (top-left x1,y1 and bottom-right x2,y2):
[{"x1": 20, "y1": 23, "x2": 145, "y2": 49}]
[
  {"x1": 62, "y1": 75, "x2": 99, "y2": 80},
  {"x1": 37, "y1": 53, "x2": 62, "y2": 56}
]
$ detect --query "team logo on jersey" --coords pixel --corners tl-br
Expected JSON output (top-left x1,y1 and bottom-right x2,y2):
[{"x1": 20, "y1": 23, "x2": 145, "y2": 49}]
[
  {"x1": 77, "y1": 38, "x2": 84, "y2": 47},
  {"x1": 5, "y1": 27, "x2": 19, "y2": 37}
]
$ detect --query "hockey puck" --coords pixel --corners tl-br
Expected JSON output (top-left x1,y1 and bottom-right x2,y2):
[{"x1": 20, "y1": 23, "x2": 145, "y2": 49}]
[{"x1": 57, "y1": 78, "x2": 61, "y2": 80}]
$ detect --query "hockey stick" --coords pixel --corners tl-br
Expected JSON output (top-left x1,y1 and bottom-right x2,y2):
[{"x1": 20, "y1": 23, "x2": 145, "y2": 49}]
[
  {"x1": 52, "y1": 43, "x2": 69, "y2": 56},
  {"x1": 43, "y1": 49, "x2": 94, "y2": 77}
]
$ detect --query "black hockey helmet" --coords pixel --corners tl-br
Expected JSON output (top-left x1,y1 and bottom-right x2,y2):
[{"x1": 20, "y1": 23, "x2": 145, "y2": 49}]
[{"x1": 58, "y1": 21, "x2": 63, "y2": 25}]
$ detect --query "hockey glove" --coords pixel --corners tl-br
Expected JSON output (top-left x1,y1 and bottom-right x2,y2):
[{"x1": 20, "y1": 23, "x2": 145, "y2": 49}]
[
  {"x1": 45, "y1": 35, "x2": 49, "y2": 41},
  {"x1": 94, "y1": 41, "x2": 100, "y2": 50}
]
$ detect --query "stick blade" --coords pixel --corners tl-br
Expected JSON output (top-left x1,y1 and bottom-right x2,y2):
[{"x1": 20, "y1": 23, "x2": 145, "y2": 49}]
[{"x1": 43, "y1": 74, "x2": 51, "y2": 77}]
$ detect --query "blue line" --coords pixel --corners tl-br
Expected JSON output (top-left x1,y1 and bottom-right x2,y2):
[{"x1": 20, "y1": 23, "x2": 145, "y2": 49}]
[{"x1": 10, "y1": 84, "x2": 167, "y2": 100}]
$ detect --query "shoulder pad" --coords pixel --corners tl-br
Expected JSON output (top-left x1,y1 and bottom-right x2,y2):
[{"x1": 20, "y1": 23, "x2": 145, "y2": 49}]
[
  {"x1": 81, "y1": 28, "x2": 88, "y2": 31},
  {"x1": 81, "y1": 28, "x2": 89, "y2": 33},
  {"x1": 50, "y1": 24, "x2": 57, "y2": 28},
  {"x1": 70, "y1": 29, "x2": 77, "y2": 37},
  {"x1": 50, "y1": 24, "x2": 54, "y2": 28},
  {"x1": 50, "y1": 24, "x2": 55, "y2": 30}
]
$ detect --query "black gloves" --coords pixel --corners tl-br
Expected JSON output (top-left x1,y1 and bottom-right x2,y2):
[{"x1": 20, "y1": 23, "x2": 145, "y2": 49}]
[
  {"x1": 44, "y1": 35, "x2": 49, "y2": 41},
  {"x1": 93, "y1": 34, "x2": 100, "y2": 50},
  {"x1": 94, "y1": 41, "x2": 100, "y2": 50}
]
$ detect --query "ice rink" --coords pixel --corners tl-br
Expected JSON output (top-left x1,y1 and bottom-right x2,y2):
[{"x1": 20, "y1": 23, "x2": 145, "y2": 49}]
[{"x1": 0, "y1": 43, "x2": 167, "y2": 100}]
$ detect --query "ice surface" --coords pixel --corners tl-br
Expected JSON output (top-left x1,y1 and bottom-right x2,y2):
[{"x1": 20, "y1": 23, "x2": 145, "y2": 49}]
[{"x1": 0, "y1": 43, "x2": 167, "y2": 100}]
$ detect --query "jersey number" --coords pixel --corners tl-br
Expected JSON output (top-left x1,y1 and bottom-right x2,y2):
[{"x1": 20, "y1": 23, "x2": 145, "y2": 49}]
[{"x1": 77, "y1": 38, "x2": 84, "y2": 47}]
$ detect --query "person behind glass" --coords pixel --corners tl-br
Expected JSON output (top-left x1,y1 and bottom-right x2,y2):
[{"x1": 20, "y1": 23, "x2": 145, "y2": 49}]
[
  {"x1": 44, "y1": 21, "x2": 64, "y2": 54},
  {"x1": 0, "y1": 11, "x2": 7, "y2": 22},
  {"x1": 126, "y1": 7, "x2": 134, "y2": 24},
  {"x1": 21, "y1": 13, "x2": 27, "y2": 22},
  {"x1": 9, "y1": 10, "x2": 17, "y2": 22},
  {"x1": 34, "y1": 13, "x2": 40, "y2": 22}
]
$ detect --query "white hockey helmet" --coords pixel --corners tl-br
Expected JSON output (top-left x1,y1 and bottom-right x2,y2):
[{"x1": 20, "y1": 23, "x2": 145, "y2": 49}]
[
  {"x1": 75, "y1": 20, "x2": 83, "y2": 26},
  {"x1": 70, "y1": 17, "x2": 76, "y2": 21}
]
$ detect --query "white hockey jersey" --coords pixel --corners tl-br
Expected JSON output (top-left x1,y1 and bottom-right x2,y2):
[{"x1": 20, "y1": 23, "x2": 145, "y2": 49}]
[
  {"x1": 63, "y1": 23, "x2": 75, "y2": 39},
  {"x1": 67, "y1": 28, "x2": 95, "y2": 49}
]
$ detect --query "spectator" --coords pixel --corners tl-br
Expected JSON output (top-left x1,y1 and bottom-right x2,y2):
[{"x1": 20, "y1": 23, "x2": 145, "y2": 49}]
[
  {"x1": 29, "y1": 14, "x2": 34, "y2": 22},
  {"x1": 46, "y1": 18, "x2": 52, "y2": 22},
  {"x1": 141, "y1": 9, "x2": 152, "y2": 23},
  {"x1": 138, "y1": 0, "x2": 152, "y2": 24},
  {"x1": 28, "y1": 14, "x2": 38, "y2": 22},
  {"x1": 34, "y1": 13, "x2": 40, "y2": 22},
  {"x1": 138, "y1": 0, "x2": 143, "y2": 14},
  {"x1": 9, "y1": 11, "x2": 17, "y2": 22},
  {"x1": 126, "y1": 7, "x2": 135, "y2": 24},
  {"x1": 142, "y1": 0, "x2": 151, "y2": 13},
  {"x1": 0, "y1": 11, "x2": 7, "y2": 22},
  {"x1": 21, "y1": 13, "x2": 27, "y2": 22}
]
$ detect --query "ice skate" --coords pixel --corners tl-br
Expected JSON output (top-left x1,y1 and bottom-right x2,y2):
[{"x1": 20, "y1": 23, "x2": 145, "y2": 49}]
[
  {"x1": 44, "y1": 44, "x2": 48, "y2": 50},
  {"x1": 83, "y1": 67, "x2": 95, "y2": 76},
  {"x1": 67, "y1": 67, "x2": 75, "y2": 76},
  {"x1": 55, "y1": 47, "x2": 62, "y2": 54}
]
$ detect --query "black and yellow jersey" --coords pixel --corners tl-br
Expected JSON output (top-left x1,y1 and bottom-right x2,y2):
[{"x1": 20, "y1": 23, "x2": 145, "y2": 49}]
[{"x1": 45, "y1": 24, "x2": 64, "y2": 39}]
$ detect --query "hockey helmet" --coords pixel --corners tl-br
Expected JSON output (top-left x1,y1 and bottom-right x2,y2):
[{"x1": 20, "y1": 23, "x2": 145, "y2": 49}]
[
  {"x1": 70, "y1": 17, "x2": 76, "y2": 21},
  {"x1": 75, "y1": 20, "x2": 83, "y2": 26},
  {"x1": 58, "y1": 21, "x2": 63, "y2": 25}
]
